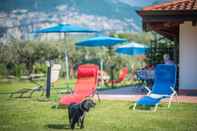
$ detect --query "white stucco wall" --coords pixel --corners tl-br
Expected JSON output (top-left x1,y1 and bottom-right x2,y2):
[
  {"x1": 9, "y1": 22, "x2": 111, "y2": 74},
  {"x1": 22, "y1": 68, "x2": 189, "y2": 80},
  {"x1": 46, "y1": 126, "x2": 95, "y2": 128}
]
[{"x1": 179, "y1": 22, "x2": 197, "y2": 89}]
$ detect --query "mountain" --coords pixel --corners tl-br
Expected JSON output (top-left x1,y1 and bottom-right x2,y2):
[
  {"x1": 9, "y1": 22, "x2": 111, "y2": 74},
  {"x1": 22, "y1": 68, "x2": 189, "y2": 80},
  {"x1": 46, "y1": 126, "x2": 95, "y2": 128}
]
[
  {"x1": 0, "y1": 0, "x2": 141, "y2": 21},
  {"x1": 0, "y1": 0, "x2": 168, "y2": 19},
  {"x1": 0, "y1": 0, "x2": 168, "y2": 41},
  {"x1": 116, "y1": 0, "x2": 169, "y2": 7}
]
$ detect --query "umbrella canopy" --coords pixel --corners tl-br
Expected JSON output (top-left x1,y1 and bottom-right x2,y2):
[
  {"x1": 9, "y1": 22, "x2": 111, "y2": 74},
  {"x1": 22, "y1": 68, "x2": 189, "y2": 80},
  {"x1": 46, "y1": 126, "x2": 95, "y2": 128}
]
[
  {"x1": 33, "y1": 23, "x2": 98, "y2": 97},
  {"x1": 33, "y1": 23, "x2": 98, "y2": 80},
  {"x1": 76, "y1": 36, "x2": 127, "y2": 47},
  {"x1": 116, "y1": 42, "x2": 149, "y2": 56},
  {"x1": 33, "y1": 23, "x2": 98, "y2": 33},
  {"x1": 76, "y1": 36, "x2": 127, "y2": 88}
]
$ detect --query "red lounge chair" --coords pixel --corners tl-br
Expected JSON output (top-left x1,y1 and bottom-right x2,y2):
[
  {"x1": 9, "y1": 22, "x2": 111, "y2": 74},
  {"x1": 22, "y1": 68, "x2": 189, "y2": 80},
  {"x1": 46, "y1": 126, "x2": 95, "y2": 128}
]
[
  {"x1": 108, "y1": 67, "x2": 128, "y2": 84},
  {"x1": 59, "y1": 64, "x2": 99, "y2": 105}
]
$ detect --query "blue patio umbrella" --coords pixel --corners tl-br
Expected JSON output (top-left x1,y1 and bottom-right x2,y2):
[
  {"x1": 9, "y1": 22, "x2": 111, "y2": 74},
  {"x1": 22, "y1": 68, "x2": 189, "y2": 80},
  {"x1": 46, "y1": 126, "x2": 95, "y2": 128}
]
[
  {"x1": 116, "y1": 42, "x2": 150, "y2": 78},
  {"x1": 33, "y1": 23, "x2": 98, "y2": 80},
  {"x1": 34, "y1": 23, "x2": 98, "y2": 33},
  {"x1": 76, "y1": 36, "x2": 127, "y2": 88},
  {"x1": 116, "y1": 42, "x2": 149, "y2": 56},
  {"x1": 33, "y1": 23, "x2": 98, "y2": 98},
  {"x1": 76, "y1": 36, "x2": 127, "y2": 47}
]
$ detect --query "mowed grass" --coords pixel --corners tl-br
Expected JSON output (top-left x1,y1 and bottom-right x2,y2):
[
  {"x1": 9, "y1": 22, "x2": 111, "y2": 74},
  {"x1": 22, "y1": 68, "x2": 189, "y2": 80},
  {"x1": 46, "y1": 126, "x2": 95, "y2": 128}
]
[{"x1": 1, "y1": 80, "x2": 197, "y2": 131}]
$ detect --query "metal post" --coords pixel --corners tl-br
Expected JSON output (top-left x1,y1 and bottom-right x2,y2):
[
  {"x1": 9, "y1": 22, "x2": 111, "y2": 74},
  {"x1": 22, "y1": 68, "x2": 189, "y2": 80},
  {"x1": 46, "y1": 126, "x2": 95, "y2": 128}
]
[
  {"x1": 108, "y1": 46, "x2": 114, "y2": 88},
  {"x1": 65, "y1": 52, "x2": 70, "y2": 80},
  {"x1": 46, "y1": 61, "x2": 51, "y2": 98},
  {"x1": 111, "y1": 64, "x2": 115, "y2": 88},
  {"x1": 64, "y1": 33, "x2": 70, "y2": 80},
  {"x1": 100, "y1": 59, "x2": 104, "y2": 88}
]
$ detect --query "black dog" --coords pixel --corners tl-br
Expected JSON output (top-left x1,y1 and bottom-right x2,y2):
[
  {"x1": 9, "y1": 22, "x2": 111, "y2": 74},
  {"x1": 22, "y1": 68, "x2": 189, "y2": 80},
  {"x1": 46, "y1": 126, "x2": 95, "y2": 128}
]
[{"x1": 68, "y1": 99, "x2": 96, "y2": 129}]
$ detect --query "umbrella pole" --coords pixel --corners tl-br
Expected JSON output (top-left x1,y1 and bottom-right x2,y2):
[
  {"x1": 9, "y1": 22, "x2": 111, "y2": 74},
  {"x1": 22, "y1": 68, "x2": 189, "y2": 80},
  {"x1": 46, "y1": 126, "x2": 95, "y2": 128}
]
[
  {"x1": 46, "y1": 60, "x2": 51, "y2": 98},
  {"x1": 64, "y1": 33, "x2": 70, "y2": 81},
  {"x1": 111, "y1": 65, "x2": 114, "y2": 88},
  {"x1": 100, "y1": 59, "x2": 104, "y2": 88},
  {"x1": 65, "y1": 52, "x2": 69, "y2": 80},
  {"x1": 109, "y1": 46, "x2": 114, "y2": 88}
]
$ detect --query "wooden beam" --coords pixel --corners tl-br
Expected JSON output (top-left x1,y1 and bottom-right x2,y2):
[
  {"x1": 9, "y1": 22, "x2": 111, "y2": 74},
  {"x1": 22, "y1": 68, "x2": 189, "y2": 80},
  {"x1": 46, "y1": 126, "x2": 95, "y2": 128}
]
[
  {"x1": 192, "y1": 21, "x2": 197, "y2": 26},
  {"x1": 138, "y1": 10, "x2": 197, "y2": 22},
  {"x1": 142, "y1": 21, "x2": 179, "y2": 40},
  {"x1": 139, "y1": 10, "x2": 197, "y2": 17},
  {"x1": 147, "y1": 22, "x2": 179, "y2": 29},
  {"x1": 142, "y1": 15, "x2": 197, "y2": 22}
]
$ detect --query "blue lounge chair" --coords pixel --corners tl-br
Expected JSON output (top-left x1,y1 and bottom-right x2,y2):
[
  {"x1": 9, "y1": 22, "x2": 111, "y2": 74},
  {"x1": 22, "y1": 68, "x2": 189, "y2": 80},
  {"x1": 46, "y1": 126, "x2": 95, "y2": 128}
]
[{"x1": 133, "y1": 64, "x2": 178, "y2": 112}]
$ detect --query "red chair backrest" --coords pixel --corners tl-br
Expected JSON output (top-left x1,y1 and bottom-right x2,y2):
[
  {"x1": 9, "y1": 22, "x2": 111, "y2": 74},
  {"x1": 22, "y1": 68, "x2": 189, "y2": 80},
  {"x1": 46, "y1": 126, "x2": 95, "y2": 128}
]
[
  {"x1": 118, "y1": 67, "x2": 128, "y2": 81},
  {"x1": 74, "y1": 64, "x2": 99, "y2": 96}
]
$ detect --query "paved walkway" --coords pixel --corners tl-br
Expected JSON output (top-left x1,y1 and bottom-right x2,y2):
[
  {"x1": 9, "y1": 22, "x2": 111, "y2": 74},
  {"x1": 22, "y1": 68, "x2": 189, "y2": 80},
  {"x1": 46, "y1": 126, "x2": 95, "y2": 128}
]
[{"x1": 96, "y1": 86, "x2": 197, "y2": 104}]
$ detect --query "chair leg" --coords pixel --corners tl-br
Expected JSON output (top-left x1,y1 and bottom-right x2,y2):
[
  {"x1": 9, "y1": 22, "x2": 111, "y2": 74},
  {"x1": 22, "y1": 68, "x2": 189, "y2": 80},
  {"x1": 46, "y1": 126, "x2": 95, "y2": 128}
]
[
  {"x1": 96, "y1": 92, "x2": 101, "y2": 102},
  {"x1": 19, "y1": 92, "x2": 25, "y2": 98},
  {"x1": 133, "y1": 103, "x2": 137, "y2": 110},
  {"x1": 153, "y1": 104, "x2": 159, "y2": 112},
  {"x1": 29, "y1": 90, "x2": 35, "y2": 97},
  {"x1": 168, "y1": 96, "x2": 173, "y2": 108},
  {"x1": 175, "y1": 93, "x2": 179, "y2": 104},
  {"x1": 9, "y1": 93, "x2": 14, "y2": 98},
  {"x1": 40, "y1": 87, "x2": 45, "y2": 96}
]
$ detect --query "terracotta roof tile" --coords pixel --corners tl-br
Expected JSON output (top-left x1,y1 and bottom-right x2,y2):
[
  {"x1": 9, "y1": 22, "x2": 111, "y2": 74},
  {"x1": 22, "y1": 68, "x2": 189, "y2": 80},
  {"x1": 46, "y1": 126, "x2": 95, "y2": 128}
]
[{"x1": 143, "y1": 0, "x2": 197, "y2": 11}]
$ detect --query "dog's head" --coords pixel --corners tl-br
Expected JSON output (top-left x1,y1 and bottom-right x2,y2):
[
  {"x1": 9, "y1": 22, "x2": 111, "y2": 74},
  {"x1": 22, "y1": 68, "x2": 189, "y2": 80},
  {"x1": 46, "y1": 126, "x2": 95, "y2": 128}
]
[{"x1": 81, "y1": 99, "x2": 96, "y2": 112}]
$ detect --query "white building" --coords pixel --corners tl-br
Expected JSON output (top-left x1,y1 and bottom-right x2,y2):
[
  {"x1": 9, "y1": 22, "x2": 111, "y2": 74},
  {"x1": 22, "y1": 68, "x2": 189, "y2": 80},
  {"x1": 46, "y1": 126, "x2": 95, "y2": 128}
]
[{"x1": 138, "y1": 0, "x2": 197, "y2": 95}]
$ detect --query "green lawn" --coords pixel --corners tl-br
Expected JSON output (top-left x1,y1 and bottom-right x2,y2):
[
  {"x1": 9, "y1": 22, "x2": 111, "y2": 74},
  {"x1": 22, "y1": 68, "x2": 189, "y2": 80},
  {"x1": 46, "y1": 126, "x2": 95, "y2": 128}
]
[{"x1": 1, "y1": 80, "x2": 197, "y2": 131}]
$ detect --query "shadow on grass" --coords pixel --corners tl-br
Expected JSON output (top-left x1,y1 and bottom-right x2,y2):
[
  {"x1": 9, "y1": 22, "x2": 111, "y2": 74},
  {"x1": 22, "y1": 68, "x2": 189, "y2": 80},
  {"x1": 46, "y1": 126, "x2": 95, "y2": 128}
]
[
  {"x1": 46, "y1": 124, "x2": 71, "y2": 130},
  {"x1": 0, "y1": 92, "x2": 12, "y2": 95},
  {"x1": 36, "y1": 98, "x2": 51, "y2": 102},
  {"x1": 129, "y1": 103, "x2": 167, "y2": 111},
  {"x1": 7, "y1": 94, "x2": 32, "y2": 99},
  {"x1": 129, "y1": 104, "x2": 153, "y2": 110},
  {"x1": 97, "y1": 84, "x2": 136, "y2": 91},
  {"x1": 10, "y1": 96, "x2": 32, "y2": 98},
  {"x1": 51, "y1": 104, "x2": 68, "y2": 110}
]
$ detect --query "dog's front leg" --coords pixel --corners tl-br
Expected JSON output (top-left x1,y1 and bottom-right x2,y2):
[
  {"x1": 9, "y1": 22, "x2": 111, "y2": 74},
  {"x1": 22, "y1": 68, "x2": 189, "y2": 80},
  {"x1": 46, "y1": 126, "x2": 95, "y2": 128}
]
[
  {"x1": 77, "y1": 121, "x2": 80, "y2": 127},
  {"x1": 70, "y1": 119, "x2": 75, "y2": 130},
  {"x1": 68, "y1": 106, "x2": 73, "y2": 128},
  {"x1": 80, "y1": 115, "x2": 85, "y2": 129},
  {"x1": 71, "y1": 113, "x2": 79, "y2": 129},
  {"x1": 68, "y1": 111, "x2": 72, "y2": 126}
]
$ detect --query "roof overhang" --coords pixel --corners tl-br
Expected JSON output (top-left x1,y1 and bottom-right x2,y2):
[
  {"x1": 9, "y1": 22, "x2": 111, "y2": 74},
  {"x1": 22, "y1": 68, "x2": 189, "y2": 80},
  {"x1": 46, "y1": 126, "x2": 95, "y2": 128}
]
[
  {"x1": 137, "y1": 10, "x2": 197, "y2": 40},
  {"x1": 137, "y1": 10, "x2": 197, "y2": 22}
]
